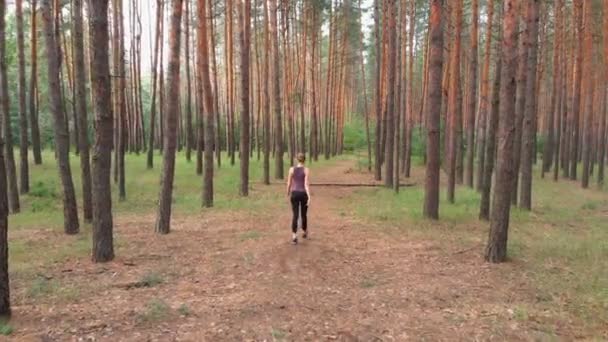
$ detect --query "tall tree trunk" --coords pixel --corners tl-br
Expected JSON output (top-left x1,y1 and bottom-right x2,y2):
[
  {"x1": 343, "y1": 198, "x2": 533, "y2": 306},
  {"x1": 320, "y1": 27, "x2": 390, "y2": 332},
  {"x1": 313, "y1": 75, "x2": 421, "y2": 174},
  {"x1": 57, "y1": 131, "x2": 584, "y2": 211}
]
[
  {"x1": 599, "y1": 0, "x2": 608, "y2": 187},
  {"x1": 373, "y1": 0, "x2": 382, "y2": 181},
  {"x1": 184, "y1": 0, "x2": 193, "y2": 162},
  {"x1": 199, "y1": 0, "x2": 215, "y2": 207},
  {"x1": 72, "y1": 0, "x2": 92, "y2": 222},
  {"x1": 41, "y1": 0, "x2": 79, "y2": 234},
  {"x1": 542, "y1": 0, "x2": 561, "y2": 174},
  {"x1": 475, "y1": 0, "x2": 494, "y2": 191},
  {"x1": 147, "y1": 0, "x2": 163, "y2": 169},
  {"x1": 0, "y1": 0, "x2": 11, "y2": 317},
  {"x1": 16, "y1": 0, "x2": 29, "y2": 194},
  {"x1": 465, "y1": 0, "x2": 478, "y2": 188},
  {"x1": 519, "y1": 0, "x2": 539, "y2": 210},
  {"x1": 0, "y1": 0, "x2": 19, "y2": 213},
  {"x1": 155, "y1": 0, "x2": 183, "y2": 234},
  {"x1": 480, "y1": 23, "x2": 502, "y2": 221},
  {"x1": 485, "y1": 0, "x2": 518, "y2": 263},
  {"x1": 270, "y1": 0, "x2": 283, "y2": 179},
  {"x1": 114, "y1": 0, "x2": 127, "y2": 201},
  {"x1": 569, "y1": 2, "x2": 583, "y2": 180},
  {"x1": 580, "y1": 0, "x2": 594, "y2": 189},
  {"x1": 262, "y1": 0, "x2": 270, "y2": 184},
  {"x1": 384, "y1": 0, "x2": 397, "y2": 188},
  {"x1": 512, "y1": 3, "x2": 528, "y2": 205},
  {"x1": 446, "y1": 0, "x2": 462, "y2": 203},
  {"x1": 238, "y1": 0, "x2": 250, "y2": 196},
  {"x1": 89, "y1": 0, "x2": 114, "y2": 262},
  {"x1": 423, "y1": 0, "x2": 443, "y2": 220},
  {"x1": 29, "y1": 0, "x2": 43, "y2": 165}
]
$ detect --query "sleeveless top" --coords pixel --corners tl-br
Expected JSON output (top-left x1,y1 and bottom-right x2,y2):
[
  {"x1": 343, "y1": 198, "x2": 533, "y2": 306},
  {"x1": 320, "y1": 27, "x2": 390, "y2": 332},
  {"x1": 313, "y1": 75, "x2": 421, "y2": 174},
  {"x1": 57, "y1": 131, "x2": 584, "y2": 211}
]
[{"x1": 292, "y1": 166, "x2": 306, "y2": 192}]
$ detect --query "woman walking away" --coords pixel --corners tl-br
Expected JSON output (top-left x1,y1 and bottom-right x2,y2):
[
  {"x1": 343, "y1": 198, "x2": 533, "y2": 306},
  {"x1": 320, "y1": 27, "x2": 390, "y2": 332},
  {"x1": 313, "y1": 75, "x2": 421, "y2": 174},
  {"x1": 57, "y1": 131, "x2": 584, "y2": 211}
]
[{"x1": 286, "y1": 153, "x2": 311, "y2": 244}]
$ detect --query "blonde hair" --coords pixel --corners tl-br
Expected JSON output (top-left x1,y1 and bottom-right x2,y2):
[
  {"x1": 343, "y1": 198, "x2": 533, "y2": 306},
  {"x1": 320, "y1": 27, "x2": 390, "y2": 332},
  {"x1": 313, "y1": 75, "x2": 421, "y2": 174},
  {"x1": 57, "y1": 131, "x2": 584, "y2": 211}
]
[{"x1": 296, "y1": 153, "x2": 306, "y2": 163}]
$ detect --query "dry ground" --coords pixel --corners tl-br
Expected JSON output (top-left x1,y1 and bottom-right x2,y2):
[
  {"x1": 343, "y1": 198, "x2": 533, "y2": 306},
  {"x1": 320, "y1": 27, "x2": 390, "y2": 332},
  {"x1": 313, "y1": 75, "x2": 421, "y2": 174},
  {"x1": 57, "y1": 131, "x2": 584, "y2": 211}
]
[{"x1": 5, "y1": 159, "x2": 606, "y2": 341}]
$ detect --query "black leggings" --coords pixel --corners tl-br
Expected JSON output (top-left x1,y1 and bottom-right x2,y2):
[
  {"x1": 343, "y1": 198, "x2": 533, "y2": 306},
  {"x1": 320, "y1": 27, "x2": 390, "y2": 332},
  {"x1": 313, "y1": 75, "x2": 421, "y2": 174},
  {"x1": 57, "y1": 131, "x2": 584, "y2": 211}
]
[{"x1": 290, "y1": 191, "x2": 308, "y2": 233}]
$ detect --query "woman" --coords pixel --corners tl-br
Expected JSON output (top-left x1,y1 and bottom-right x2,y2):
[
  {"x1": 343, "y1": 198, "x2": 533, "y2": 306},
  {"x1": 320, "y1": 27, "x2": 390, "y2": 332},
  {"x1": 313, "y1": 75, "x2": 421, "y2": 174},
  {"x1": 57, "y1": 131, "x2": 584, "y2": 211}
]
[{"x1": 286, "y1": 153, "x2": 311, "y2": 244}]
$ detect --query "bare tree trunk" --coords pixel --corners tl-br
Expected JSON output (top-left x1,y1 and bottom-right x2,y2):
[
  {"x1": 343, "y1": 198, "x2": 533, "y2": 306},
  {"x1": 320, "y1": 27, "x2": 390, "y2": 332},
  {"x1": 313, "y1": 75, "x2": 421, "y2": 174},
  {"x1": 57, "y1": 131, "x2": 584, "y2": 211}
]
[
  {"x1": 599, "y1": 0, "x2": 608, "y2": 187},
  {"x1": 199, "y1": 0, "x2": 216, "y2": 207},
  {"x1": 373, "y1": 0, "x2": 382, "y2": 181},
  {"x1": 384, "y1": 0, "x2": 397, "y2": 188},
  {"x1": 480, "y1": 23, "x2": 502, "y2": 221},
  {"x1": 423, "y1": 0, "x2": 443, "y2": 220},
  {"x1": 270, "y1": 0, "x2": 283, "y2": 179},
  {"x1": 569, "y1": 2, "x2": 583, "y2": 180},
  {"x1": 542, "y1": 0, "x2": 561, "y2": 175},
  {"x1": 0, "y1": 0, "x2": 12, "y2": 317},
  {"x1": 580, "y1": 0, "x2": 595, "y2": 189},
  {"x1": 16, "y1": 0, "x2": 29, "y2": 195},
  {"x1": 0, "y1": 0, "x2": 19, "y2": 213},
  {"x1": 89, "y1": 0, "x2": 114, "y2": 262},
  {"x1": 519, "y1": 0, "x2": 539, "y2": 210},
  {"x1": 72, "y1": 0, "x2": 92, "y2": 222},
  {"x1": 238, "y1": 0, "x2": 251, "y2": 196},
  {"x1": 465, "y1": 0, "x2": 478, "y2": 188},
  {"x1": 485, "y1": 0, "x2": 518, "y2": 263},
  {"x1": 30, "y1": 0, "x2": 43, "y2": 165},
  {"x1": 184, "y1": 0, "x2": 193, "y2": 162},
  {"x1": 155, "y1": 0, "x2": 183, "y2": 234},
  {"x1": 512, "y1": 3, "x2": 528, "y2": 205},
  {"x1": 446, "y1": 0, "x2": 462, "y2": 203},
  {"x1": 147, "y1": 0, "x2": 163, "y2": 169},
  {"x1": 41, "y1": 0, "x2": 79, "y2": 234},
  {"x1": 475, "y1": 0, "x2": 494, "y2": 191}
]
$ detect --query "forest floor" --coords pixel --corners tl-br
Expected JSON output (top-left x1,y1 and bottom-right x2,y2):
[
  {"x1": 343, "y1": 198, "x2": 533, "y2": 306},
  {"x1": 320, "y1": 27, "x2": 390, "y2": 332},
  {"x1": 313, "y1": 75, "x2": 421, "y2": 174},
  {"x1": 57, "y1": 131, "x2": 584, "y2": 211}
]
[{"x1": 4, "y1": 153, "x2": 608, "y2": 341}]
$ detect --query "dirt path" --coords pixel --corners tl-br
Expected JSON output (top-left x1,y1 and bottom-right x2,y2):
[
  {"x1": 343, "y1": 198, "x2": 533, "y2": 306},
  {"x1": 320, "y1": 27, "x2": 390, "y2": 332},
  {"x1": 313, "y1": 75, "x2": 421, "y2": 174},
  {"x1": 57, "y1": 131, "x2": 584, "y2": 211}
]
[{"x1": 9, "y1": 159, "x2": 570, "y2": 341}]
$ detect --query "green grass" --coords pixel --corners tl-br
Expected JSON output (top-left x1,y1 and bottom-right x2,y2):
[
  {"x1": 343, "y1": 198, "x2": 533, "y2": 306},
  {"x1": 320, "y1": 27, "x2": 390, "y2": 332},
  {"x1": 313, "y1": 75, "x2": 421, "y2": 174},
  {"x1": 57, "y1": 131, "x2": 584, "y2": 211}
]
[
  {"x1": 137, "y1": 298, "x2": 171, "y2": 323},
  {"x1": 344, "y1": 162, "x2": 608, "y2": 331},
  {"x1": 0, "y1": 322, "x2": 13, "y2": 336},
  {"x1": 12, "y1": 150, "x2": 339, "y2": 232}
]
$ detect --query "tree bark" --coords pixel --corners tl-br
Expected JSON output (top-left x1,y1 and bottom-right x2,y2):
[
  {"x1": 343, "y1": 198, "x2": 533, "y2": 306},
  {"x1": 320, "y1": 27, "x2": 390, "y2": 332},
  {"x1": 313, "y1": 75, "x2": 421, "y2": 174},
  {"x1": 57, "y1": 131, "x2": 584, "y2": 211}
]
[
  {"x1": 270, "y1": 0, "x2": 283, "y2": 179},
  {"x1": 569, "y1": 2, "x2": 583, "y2": 180},
  {"x1": 147, "y1": 0, "x2": 163, "y2": 169},
  {"x1": 72, "y1": 0, "x2": 92, "y2": 222},
  {"x1": 485, "y1": 0, "x2": 518, "y2": 263},
  {"x1": 16, "y1": 0, "x2": 29, "y2": 194},
  {"x1": 0, "y1": 0, "x2": 11, "y2": 317},
  {"x1": 238, "y1": 0, "x2": 251, "y2": 196},
  {"x1": 511, "y1": 3, "x2": 528, "y2": 205},
  {"x1": 184, "y1": 0, "x2": 193, "y2": 162},
  {"x1": 0, "y1": 0, "x2": 19, "y2": 213},
  {"x1": 41, "y1": 0, "x2": 79, "y2": 234},
  {"x1": 89, "y1": 0, "x2": 114, "y2": 262},
  {"x1": 383, "y1": 0, "x2": 397, "y2": 188},
  {"x1": 373, "y1": 0, "x2": 382, "y2": 181},
  {"x1": 480, "y1": 26, "x2": 502, "y2": 221},
  {"x1": 198, "y1": 0, "x2": 216, "y2": 207},
  {"x1": 423, "y1": 0, "x2": 443, "y2": 220},
  {"x1": 475, "y1": 0, "x2": 494, "y2": 191},
  {"x1": 155, "y1": 0, "x2": 183, "y2": 234},
  {"x1": 465, "y1": 0, "x2": 478, "y2": 188},
  {"x1": 580, "y1": 0, "x2": 594, "y2": 189},
  {"x1": 519, "y1": 0, "x2": 539, "y2": 210},
  {"x1": 29, "y1": 0, "x2": 43, "y2": 165},
  {"x1": 446, "y1": 0, "x2": 462, "y2": 203}
]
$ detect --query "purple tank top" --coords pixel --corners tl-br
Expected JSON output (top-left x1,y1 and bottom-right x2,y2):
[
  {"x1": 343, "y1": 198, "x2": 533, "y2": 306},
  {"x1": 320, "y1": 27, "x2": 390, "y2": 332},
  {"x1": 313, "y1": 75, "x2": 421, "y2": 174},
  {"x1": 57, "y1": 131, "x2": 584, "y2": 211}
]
[{"x1": 292, "y1": 167, "x2": 306, "y2": 192}]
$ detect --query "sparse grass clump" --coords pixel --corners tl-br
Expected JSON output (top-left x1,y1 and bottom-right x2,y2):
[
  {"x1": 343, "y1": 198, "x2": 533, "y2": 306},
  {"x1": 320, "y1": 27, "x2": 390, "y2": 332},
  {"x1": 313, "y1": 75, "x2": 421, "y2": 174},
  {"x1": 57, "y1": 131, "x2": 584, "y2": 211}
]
[
  {"x1": 139, "y1": 272, "x2": 164, "y2": 288},
  {"x1": 138, "y1": 299, "x2": 171, "y2": 322},
  {"x1": 0, "y1": 322, "x2": 13, "y2": 336}
]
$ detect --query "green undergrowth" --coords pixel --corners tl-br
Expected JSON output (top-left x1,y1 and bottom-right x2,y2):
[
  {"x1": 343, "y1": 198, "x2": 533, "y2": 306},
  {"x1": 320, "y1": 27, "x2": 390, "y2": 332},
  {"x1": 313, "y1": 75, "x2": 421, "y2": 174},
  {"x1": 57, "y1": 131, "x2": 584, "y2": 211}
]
[
  {"x1": 11, "y1": 150, "x2": 341, "y2": 232},
  {"x1": 344, "y1": 161, "x2": 608, "y2": 333}
]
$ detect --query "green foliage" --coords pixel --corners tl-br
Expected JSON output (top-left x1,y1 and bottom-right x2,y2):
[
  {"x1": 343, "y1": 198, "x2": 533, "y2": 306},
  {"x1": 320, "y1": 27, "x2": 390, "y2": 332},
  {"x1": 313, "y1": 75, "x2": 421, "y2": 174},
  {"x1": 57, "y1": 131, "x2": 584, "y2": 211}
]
[
  {"x1": 342, "y1": 118, "x2": 369, "y2": 153},
  {"x1": 0, "y1": 322, "x2": 13, "y2": 336},
  {"x1": 138, "y1": 272, "x2": 164, "y2": 288},
  {"x1": 138, "y1": 299, "x2": 171, "y2": 323},
  {"x1": 177, "y1": 304, "x2": 191, "y2": 317}
]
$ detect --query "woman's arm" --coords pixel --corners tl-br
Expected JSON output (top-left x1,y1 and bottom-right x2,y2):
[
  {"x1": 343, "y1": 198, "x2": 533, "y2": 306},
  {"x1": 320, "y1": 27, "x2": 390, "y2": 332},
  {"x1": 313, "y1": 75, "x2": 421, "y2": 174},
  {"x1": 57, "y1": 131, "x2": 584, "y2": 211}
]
[{"x1": 286, "y1": 167, "x2": 293, "y2": 196}]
